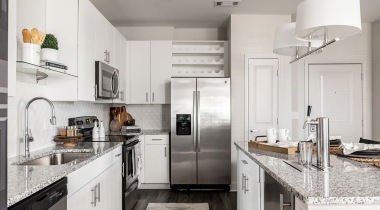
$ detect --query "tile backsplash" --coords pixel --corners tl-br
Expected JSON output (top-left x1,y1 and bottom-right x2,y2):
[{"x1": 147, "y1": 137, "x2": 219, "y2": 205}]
[{"x1": 124, "y1": 104, "x2": 171, "y2": 130}]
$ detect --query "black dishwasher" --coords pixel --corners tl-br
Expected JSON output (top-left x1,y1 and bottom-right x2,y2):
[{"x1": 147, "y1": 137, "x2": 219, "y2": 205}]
[{"x1": 9, "y1": 178, "x2": 67, "y2": 210}]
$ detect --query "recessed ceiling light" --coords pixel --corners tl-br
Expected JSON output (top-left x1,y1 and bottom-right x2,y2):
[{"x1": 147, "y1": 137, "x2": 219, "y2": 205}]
[{"x1": 214, "y1": 0, "x2": 241, "y2": 7}]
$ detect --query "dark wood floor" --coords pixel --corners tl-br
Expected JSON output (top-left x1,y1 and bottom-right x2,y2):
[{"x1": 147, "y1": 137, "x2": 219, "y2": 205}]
[{"x1": 133, "y1": 190, "x2": 237, "y2": 210}]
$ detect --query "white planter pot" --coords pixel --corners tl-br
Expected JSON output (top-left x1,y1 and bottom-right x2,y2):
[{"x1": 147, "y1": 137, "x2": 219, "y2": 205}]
[
  {"x1": 41, "y1": 48, "x2": 58, "y2": 62},
  {"x1": 21, "y1": 43, "x2": 41, "y2": 65}
]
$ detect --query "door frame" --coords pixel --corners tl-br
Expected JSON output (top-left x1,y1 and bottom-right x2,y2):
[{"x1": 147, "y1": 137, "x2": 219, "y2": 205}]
[
  {"x1": 244, "y1": 54, "x2": 281, "y2": 142},
  {"x1": 303, "y1": 59, "x2": 370, "y2": 139}
]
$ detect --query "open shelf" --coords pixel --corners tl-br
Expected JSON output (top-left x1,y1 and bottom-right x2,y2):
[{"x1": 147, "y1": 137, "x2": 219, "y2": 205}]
[{"x1": 16, "y1": 61, "x2": 77, "y2": 82}]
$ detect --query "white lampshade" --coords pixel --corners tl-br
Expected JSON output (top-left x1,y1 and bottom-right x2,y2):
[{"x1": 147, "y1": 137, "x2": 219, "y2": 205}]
[
  {"x1": 273, "y1": 22, "x2": 321, "y2": 56},
  {"x1": 295, "y1": 0, "x2": 362, "y2": 41}
]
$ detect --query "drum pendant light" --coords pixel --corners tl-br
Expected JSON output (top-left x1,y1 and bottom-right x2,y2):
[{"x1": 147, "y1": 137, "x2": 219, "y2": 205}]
[
  {"x1": 273, "y1": 22, "x2": 322, "y2": 56},
  {"x1": 295, "y1": 0, "x2": 362, "y2": 42}
]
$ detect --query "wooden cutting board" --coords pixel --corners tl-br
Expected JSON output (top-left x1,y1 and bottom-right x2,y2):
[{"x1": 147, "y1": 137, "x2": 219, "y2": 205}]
[{"x1": 248, "y1": 141, "x2": 298, "y2": 154}]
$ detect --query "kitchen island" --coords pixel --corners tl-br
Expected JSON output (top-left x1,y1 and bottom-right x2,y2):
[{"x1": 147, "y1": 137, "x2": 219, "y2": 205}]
[{"x1": 235, "y1": 141, "x2": 380, "y2": 210}]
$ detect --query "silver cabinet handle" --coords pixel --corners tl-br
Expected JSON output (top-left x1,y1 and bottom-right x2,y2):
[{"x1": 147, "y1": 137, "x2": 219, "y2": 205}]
[
  {"x1": 96, "y1": 183, "x2": 101, "y2": 202},
  {"x1": 280, "y1": 193, "x2": 292, "y2": 210},
  {"x1": 152, "y1": 139, "x2": 162, "y2": 141},
  {"x1": 244, "y1": 177, "x2": 249, "y2": 193},
  {"x1": 242, "y1": 173, "x2": 245, "y2": 191},
  {"x1": 94, "y1": 85, "x2": 98, "y2": 98},
  {"x1": 193, "y1": 91, "x2": 197, "y2": 152},
  {"x1": 152, "y1": 92, "x2": 155, "y2": 102},
  {"x1": 250, "y1": 129, "x2": 259, "y2": 133},
  {"x1": 107, "y1": 51, "x2": 110, "y2": 63},
  {"x1": 91, "y1": 187, "x2": 96, "y2": 206},
  {"x1": 241, "y1": 160, "x2": 248, "y2": 164},
  {"x1": 104, "y1": 50, "x2": 108, "y2": 62},
  {"x1": 122, "y1": 162, "x2": 125, "y2": 177},
  {"x1": 146, "y1": 92, "x2": 148, "y2": 102},
  {"x1": 197, "y1": 91, "x2": 201, "y2": 152},
  {"x1": 115, "y1": 153, "x2": 121, "y2": 157},
  {"x1": 164, "y1": 146, "x2": 167, "y2": 157}
]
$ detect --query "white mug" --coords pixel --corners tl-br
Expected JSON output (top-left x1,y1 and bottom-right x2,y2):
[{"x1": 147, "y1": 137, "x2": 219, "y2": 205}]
[
  {"x1": 278, "y1": 129, "x2": 290, "y2": 142},
  {"x1": 266, "y1": 128, "x2": 277, "y2": 144}
]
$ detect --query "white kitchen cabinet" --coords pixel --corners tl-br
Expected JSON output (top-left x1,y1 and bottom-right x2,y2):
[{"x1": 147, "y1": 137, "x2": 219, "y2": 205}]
[
  {"x1": 144, "y1": 144, "x2": 169, "y2": 183},
  {"x1": 129, "y1": 41, "x2": 172, "y2": 104},
  {"x1": 142, "y1": 134, "x2": 170, "y2": 184},
  {"x1": 151, "y1": 41, "x2": 172, "y2": 104},
  {"x1": 237, "y1": 150, "x2": 261, "y2": 210},
  {"x1": 130, "y1": 41, "x2": 151, "y2": 104},
  {"x1": 68, "y1": 157, "x2": 122, "y2": 210}
]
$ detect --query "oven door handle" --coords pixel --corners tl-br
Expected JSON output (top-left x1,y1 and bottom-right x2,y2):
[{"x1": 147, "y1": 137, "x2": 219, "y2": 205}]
[{"x1": 125, "y1": 179, "x2": 139, "y2": 197}]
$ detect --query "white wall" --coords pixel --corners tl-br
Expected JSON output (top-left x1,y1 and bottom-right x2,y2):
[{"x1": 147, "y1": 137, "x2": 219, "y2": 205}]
[
  {"x1": 229, "y1": 14, "x2": 292, "y2": 190},
  {"x1": 117, "y1": 26, "x2": 226, "y2": 41},
  {"x1": 291, "y1": 23, "x2": 373, "y2": 141},
  {"x1": 373, "y1": 20, "x2": 380, "y2": 139},
  {"x1": 125, "y1": 105, "x2": 170, "y2": 130}
]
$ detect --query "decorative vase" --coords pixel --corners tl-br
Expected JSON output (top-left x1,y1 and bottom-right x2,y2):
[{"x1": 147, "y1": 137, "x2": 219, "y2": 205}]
[
  {"x1": 41, "y1": 48, "x2": 58, "y2": 61},
  {"x1": 21, "y1": 43, "x2": 41, "y2": 65}
]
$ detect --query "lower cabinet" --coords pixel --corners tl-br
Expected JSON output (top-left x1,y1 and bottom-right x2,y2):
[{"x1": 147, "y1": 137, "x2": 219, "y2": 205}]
[
  {"x1": 68, "y1": 152, "x2": 122, "y2": 210},
  {"x1": 237, "y1": 150, "x2": 261, "y2": 210}
]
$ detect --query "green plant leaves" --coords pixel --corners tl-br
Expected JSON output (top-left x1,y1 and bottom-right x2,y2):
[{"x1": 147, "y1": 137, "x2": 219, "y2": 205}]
[{"x1": 42, "y1": 34, "x2": 59, "y2": 50}]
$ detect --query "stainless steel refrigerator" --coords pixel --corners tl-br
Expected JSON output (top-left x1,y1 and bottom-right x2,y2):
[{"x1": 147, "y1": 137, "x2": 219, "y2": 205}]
[
  {"x1": 170, "y1": 78, "x2": 231, "y2": 190},
  {"x1": 0, "y1": 0, "x2": 7, "y2": 209}
]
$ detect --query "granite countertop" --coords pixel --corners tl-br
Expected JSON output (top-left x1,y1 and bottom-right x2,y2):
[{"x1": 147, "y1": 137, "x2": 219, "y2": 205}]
[
  {"x1": 235, "y1": 141, "x2": 380, "y2": 206},
  {"x1": 7, "y1": 141, "x2": 123, "y2": 207}
]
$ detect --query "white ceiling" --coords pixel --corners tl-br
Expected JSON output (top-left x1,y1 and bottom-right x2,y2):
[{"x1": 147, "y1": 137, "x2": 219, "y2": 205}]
[{"x1": 90, "y1": 0, "x2": 380, "y2": 28}]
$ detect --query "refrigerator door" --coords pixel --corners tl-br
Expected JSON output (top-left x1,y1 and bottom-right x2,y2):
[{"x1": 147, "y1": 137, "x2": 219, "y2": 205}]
[
  {"x1": 197, "y1": 78, "x2": 231, "y2": 184},
  {"x1": 171, "y1": 78, "x2": 197, "y2": 184}
]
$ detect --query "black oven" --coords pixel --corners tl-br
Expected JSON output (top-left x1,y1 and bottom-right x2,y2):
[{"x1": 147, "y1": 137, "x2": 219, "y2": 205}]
[{"x1": 123, "y1": 139, "x2": 139, "y2": 210}]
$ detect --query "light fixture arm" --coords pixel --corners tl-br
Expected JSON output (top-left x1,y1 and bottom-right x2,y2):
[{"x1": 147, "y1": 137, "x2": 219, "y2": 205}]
[{"x1": 290, "y1": 38, "x2": 337, "y2": 64}]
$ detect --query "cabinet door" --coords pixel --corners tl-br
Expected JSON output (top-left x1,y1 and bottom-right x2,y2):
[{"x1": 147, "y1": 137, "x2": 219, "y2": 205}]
[
  {"x1": 237, "y1": 151, "x2": 246, "y2": 210},
  {"x1": 150, "y1": 41, "x2": 172, "y2": 104},
  {"x1": 245, "y1": 160, "x2": 261, "y2": 210},
  {"x1": 77, "y1": 0, "x2": 96, "y2": 101},
  {"x1": 94, "y1": 10, "x2": 107, "y2": 63},
  {"x1": 130, "y1": 41, "x2": 151, "y2": 104},
  {"x1": 106, "y1": 160, "x2": 123, "y2": 210},
  {"x1": 144, "y1": 144, "x2": 169, "y2": 183},
  {"x1": 68, "y1": 177, "x2": 97, "y2": 210}
]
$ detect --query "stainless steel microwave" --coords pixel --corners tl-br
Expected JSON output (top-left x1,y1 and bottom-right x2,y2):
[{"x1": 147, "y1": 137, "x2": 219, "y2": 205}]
[{"x1": 95, "y1": 61, "x2": 119, "y2": 99}]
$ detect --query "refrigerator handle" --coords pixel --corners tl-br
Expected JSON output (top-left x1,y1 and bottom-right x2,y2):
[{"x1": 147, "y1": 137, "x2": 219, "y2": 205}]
[
  {"x1": 193, "y1": 91, "x2": 197, "y2": 152},
  {"x1": 197, "y1": 91, "x2": 201, "y2": 152}
]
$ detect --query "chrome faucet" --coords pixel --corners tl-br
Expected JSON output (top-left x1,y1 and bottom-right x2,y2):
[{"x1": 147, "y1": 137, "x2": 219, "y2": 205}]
[
  {"x1": 304, "y1": 117, "x2": 330, "y2": 169},
  {"x1": 24, "y1": 97, "x2": 56, "y2": 157}
]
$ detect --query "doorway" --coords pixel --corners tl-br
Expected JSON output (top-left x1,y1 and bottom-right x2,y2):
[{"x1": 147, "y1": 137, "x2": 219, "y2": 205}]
[
  {"x1": 247, "y1": 58, "x2": 279, "y2": 141},
  {"x1": 307, "y1": 63, "x2": 363, "y2": 142}
]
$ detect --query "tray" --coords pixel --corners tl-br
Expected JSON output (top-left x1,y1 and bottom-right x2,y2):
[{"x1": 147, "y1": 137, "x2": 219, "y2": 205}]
[
  {"x1": 336, "y1": 150, "x2": 380, "y2": 159},
  {"x1": 54, "y1": 134, "x2": 84, "y2": 143},
  {"x1": 248, "y1": 141, "x2": 298, "y2": 154}
]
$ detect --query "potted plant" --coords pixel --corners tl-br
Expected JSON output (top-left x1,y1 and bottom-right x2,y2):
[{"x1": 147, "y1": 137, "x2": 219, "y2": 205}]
[{"x1": 41, "y1": 33, "x2": 59, "y2": 62}]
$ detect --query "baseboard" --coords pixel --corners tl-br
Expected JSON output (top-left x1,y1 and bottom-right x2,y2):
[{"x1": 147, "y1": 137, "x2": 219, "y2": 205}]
[
  {"x1": 139, "y1": 183, "x2": 170, "y2": 189},
  {"x1": 230, "y1": 182, "x2": 237, "y2": 192}
]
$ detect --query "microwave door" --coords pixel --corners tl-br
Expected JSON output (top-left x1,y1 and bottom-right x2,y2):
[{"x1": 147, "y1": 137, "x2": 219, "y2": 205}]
[{"x1": 101, "y1": 70, "x2": 113, "y2": 98}]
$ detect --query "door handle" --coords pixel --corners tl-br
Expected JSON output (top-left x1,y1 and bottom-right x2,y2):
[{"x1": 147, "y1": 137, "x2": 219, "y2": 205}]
[
  {"x1": 96, "y1": 183, "x2": 101, "y2": 202},
  {"x1": 152, "y1": 92, "x2": 155, "y2": 102},
  {"x1": 250, "y1": 129, "x2": 259, "y2": 133},
  {"x1": 193, "y1": 91, "x2": 197, "y2": 152},
  {"x1": 164, "y1": 146, "x2": 167, "y2": 157},
  {"x1": 280, "y1": 193, "x2": 292, "y2": 210},
  {"x1": 146, "y1": 92, "x2": 148, "y2": 102},
  {"x1": 241, "y1": 160, "x2": 248, "y2": 164},
  {"x1": 108, "y1": 51, "x2": 110, "y2": 63},
  {"x1": 242, "y1": 173, "x2": 246, "y2": 192},
  {"x1": 197, "y1": 91, "x2": 201, "y2": 152},
  {"x1": 122, "y1": 162, "x2": 125, "y2": 177},
  {"x1": 104, "y1": 50, "x2": 108, "y2": 62},
  {"x1": 244, "y1": 177, "x2": 249, "y2": 193}
]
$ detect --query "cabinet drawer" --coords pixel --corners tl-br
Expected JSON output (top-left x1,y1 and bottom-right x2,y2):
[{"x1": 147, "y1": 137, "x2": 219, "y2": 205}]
[{"x1": 145, "y1": 135, "x2": 169, "y2": 145}]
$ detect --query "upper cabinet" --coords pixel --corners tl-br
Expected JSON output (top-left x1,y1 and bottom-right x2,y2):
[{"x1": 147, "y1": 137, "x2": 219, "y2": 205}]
[
  {"x1": 129, "y1": 41, "x2": 171, "y2": 104},
  {"x1": 77, "y1": 0, "x2": 126, "y2": 102}
]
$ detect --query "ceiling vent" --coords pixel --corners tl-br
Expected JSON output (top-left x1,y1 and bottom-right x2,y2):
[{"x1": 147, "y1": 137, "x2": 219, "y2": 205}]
[{"x1": 215, "y1": 0, "x2": 241, "y2": 7}]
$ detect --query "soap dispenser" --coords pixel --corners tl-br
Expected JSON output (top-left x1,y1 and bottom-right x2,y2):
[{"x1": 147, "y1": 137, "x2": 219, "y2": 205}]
[
  {"x1": 99, "y1": 121, "x2": 105, "y2": 138},
  {"x1": 93, "y1": 121, "x2": 99, "y2": 139}
]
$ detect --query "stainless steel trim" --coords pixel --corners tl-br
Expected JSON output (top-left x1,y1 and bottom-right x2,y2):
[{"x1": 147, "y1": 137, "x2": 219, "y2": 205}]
[
  {"x1": 94, "y1": 85, "x2": 98, "y2": 98},
  {"x1": 91, "y1": 187, "x2": 96, "y2": 206},
  {"x1": 196, "y1": 91, "x2": 201, "y2": 152},
  {"x1": 152, "y1": 92, "x2": 155, "y2": 102},
  {"x1": 244, "y1": 176, "x2": 249, "y2": 193},
  {"x1": 122, "y1": 162, "x2": 125, "y2": 177},
  {"x1": 96, "y1": 183, "x2": 100, "y2": 202},
  {"x1": 280, "y1": 194, "x2": 292, "y2": 210},
  {"x1": 193, "y1": 91, "x2": 197, "y2": 152},
  {"x1": 112, "y1": 70, "x2": 120, "y2": 97},
  {"x1": 317, "y1": 117, "x2": 330, "y2": 169},
  {"x1": 241, "y1": 160, "x2": 248, "y2": 165}
]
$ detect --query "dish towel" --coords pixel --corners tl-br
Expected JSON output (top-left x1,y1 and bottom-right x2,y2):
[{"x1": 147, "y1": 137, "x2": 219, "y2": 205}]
[{"x1": 341, "y1": 143, "x2": 380, "y2": 155}]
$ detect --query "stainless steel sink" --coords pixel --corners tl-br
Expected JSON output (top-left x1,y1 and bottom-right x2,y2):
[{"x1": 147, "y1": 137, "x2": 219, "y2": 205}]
[{"x1": 19, "y1": 152, "x2": 92, "y2": 166}]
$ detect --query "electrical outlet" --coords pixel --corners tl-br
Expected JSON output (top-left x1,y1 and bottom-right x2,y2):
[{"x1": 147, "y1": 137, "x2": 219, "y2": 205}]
[{"x1": 310, "y1": 125, "x2": 317, "y2": 132}]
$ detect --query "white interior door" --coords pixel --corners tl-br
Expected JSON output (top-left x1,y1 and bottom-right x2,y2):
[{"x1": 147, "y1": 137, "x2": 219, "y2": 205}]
[
  {"x1": 248, "y1": 59, "x2": 279, "y2": 141},
  {"x1": 308, "y1": 64, "x2": 363, "y2": 142}
]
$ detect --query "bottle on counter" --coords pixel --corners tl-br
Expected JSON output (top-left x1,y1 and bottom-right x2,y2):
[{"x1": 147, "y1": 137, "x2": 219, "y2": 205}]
[
  {"x1": 59, "y1": 126, "x2": 67, "y2": 136},
  {"x1": 73, "y1": 126, "x2": 78, "y2": 136},
  {"x1": 67, "y1": 126, "x2": 74, "y2": 137},
  {"x1": 93, "y1": 121, "x2": 99, "y2": 139},
  {"x1": 99, "y1": 121, "x2": 105, "y2": 138}
]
